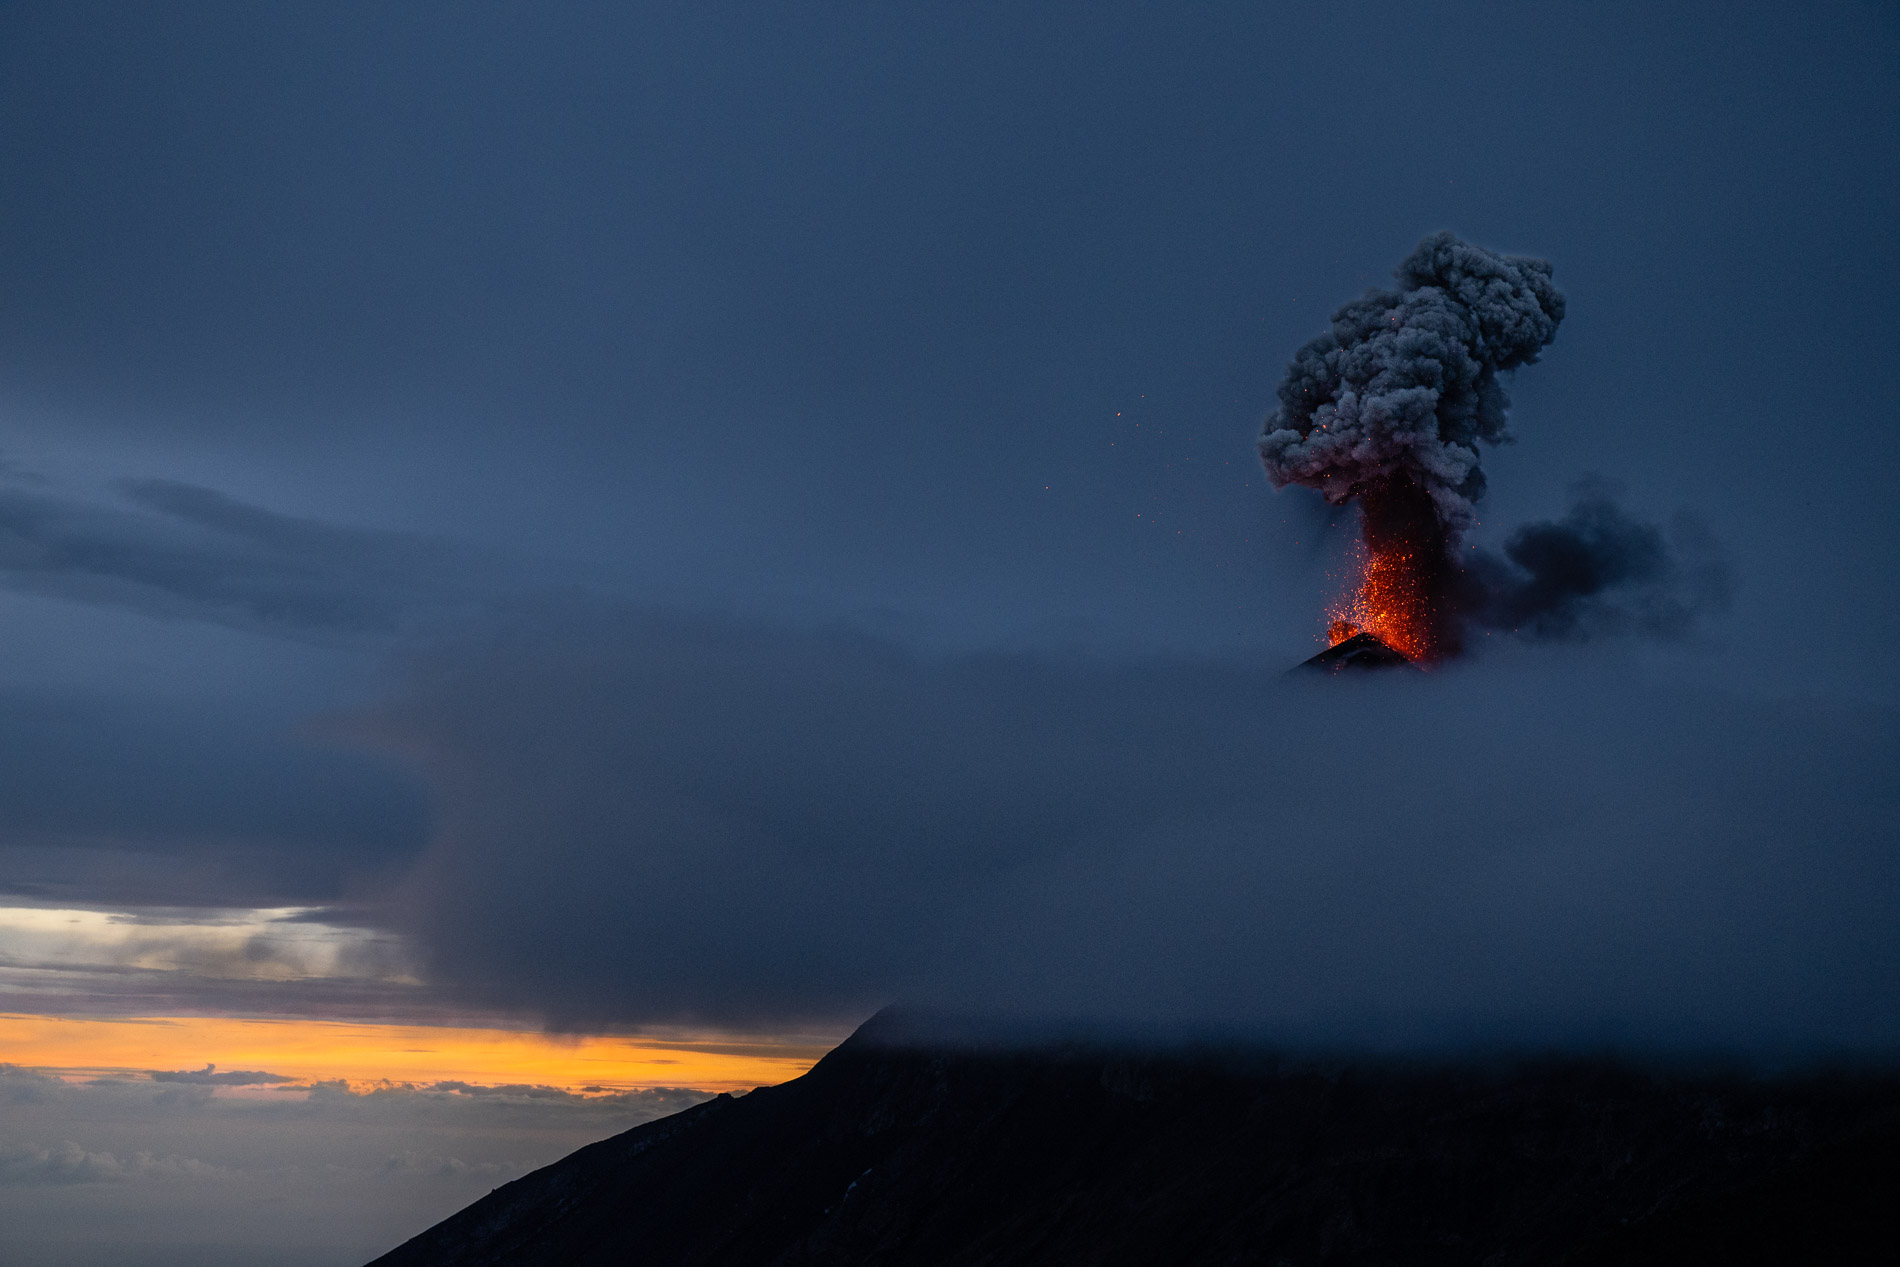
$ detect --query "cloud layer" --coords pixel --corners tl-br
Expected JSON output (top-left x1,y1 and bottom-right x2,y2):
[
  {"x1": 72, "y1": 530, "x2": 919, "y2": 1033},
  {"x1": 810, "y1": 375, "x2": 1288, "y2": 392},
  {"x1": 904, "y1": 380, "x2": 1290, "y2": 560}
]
[
  {"x1": 0, "y1": 1063, "x2": 708, "y2": 1264},
  {"x1": 0, "y1": 474, "x2": 476, "y2": 641},
  {"x1": 369, "y1": 604, "x2": 1900, "y2": 1054},
  {"x1": 0, "y1": 688, "x2": 429, "y2": 910}
]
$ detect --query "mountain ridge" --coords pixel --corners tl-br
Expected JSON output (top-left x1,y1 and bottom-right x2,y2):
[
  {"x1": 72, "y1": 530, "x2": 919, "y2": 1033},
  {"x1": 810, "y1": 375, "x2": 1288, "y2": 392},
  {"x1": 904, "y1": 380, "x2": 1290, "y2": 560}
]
[{"x1": 368, "y1": 1012, "x2": 1900, "y2": 1265}]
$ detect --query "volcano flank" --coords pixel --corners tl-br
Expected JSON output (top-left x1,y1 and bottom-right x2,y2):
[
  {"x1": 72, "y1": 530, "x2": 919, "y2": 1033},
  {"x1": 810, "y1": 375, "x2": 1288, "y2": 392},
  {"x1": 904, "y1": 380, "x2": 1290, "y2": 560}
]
[{"x1": 367, "y1": 1013, "x2": 1900, "y2": 1266}]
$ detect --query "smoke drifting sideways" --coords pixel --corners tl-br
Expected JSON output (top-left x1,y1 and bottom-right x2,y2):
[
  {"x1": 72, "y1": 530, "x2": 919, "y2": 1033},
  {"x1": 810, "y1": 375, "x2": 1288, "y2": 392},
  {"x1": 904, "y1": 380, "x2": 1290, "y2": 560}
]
[
  {"x1": 1260, "y1": 232, "x2": 1726, "y2": 657},
  {"x1": 1463, "y1": 479, "x2": 1733, "y2": 643}
]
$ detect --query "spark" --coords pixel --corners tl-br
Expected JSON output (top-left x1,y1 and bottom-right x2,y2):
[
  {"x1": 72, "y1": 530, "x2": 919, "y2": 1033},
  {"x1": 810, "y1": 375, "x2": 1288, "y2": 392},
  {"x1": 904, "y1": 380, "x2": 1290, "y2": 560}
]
[{"x1": 1322, "y1": 539, "x2": 1433, "y2": 660}]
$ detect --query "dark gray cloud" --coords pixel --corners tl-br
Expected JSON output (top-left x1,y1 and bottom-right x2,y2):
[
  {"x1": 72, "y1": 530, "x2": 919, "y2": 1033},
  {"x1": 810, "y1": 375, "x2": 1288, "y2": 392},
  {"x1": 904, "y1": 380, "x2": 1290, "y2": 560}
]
[
  {"x1": 0, "y1": 463, "x2": 472, "y2": 915},
  {"x1": 0, "y1": 474, "x2": 476, "y2": 641},
  {"x1": 1462, "y1": 480, "x2": 1733, "y2": 642},
  {"x1": 369, "y1": 603, "x2": 1900, "y2": 1055},
  {"x1": 0, "y1": 959, "x2": 452, "y2": 1027},
  {"x1": 0, "y1": 690, "x2": 429, "y2": 907},
  {"x1": 1259, "y1": 232, "x2": 1566, "y2": 531}
]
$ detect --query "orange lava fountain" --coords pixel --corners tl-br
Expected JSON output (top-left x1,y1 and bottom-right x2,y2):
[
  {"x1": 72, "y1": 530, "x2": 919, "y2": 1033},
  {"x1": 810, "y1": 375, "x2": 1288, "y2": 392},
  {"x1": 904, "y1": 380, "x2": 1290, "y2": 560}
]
[
  {"x1": 1321, "y1": 472, "x2": 1457, "y2": 663},
  {"x1": 1325, "y1": 542, "x2": 1435, "y2": 660}
]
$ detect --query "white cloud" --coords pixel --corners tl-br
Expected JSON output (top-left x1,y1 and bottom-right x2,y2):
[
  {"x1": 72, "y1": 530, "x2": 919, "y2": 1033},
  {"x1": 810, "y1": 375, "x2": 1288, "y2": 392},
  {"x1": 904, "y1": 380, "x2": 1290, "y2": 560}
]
[
  {"x1": 0, "y1": 902, "x2": 417, "y2": 984},
  {"x1": 0, "y1": 1139, "x2": 223, "y2": 1185}
]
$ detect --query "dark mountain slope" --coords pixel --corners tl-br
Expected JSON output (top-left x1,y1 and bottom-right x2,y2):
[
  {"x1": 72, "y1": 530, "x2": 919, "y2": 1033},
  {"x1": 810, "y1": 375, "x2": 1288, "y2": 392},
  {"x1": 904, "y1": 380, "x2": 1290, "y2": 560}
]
[
  {"x1": 369, "y1": 1014, "x2": 1900, "y2": 1266},
  {"x1": 1292, "y1": 631, "x2": 1415, "y2": 674}
]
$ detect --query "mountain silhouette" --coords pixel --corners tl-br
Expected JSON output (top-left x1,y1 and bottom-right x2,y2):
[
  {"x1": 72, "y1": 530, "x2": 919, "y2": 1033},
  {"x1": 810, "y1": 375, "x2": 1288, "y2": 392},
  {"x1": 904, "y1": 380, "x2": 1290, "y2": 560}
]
[
  {"x1": 368, "y1": 1011, "x2": 1900, "y2": 1265},
  {"x1": 1292, "y1": 632, "x2": 1415, "y2": 675}
]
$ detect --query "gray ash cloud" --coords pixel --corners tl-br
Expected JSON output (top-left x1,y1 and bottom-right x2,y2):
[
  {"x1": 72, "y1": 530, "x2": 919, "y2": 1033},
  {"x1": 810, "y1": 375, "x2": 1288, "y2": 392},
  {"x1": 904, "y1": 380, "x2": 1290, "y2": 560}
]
[
  {"x1": 1258, "y1": 231, "x2": 1565, "y2": 534},
  {"x1": 1259, "y1": 234, "x2": 1728, "y2": 651},
  {"x1": 1462, "y1": 481, "x2": 1733, "y2": 642}
]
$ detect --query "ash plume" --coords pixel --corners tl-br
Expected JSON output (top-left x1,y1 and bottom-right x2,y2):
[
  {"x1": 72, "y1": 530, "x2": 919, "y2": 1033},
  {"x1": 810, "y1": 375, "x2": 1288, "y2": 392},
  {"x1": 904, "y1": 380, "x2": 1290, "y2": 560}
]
[
  {"x1": 1260, "y1": 233, "x2": 1727, "y2": 656},
  {"x1": 1259, "y1": 231, "x2": 1566, "y2": 536}
]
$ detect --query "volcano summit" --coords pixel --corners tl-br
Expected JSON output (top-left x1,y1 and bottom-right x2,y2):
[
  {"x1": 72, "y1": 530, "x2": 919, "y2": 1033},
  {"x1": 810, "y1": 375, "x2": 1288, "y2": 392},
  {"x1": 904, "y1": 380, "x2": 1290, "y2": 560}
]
[{"x1": 1292, "y1": 630, "x2": 1415, "y2": 675}]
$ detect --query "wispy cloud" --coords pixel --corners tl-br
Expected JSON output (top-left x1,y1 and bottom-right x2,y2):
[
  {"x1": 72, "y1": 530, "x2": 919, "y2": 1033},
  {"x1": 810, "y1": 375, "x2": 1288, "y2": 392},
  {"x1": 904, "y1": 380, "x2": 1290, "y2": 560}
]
[
  {"x1": 0, "y1": 901, "x2": 427, "y2": 1021},
  {"x1": 0, "y1": 472, "x2": 484, "y2": 642},
  {"x1": 0, "y1": 902, "x2": 417, "y2": 984}
]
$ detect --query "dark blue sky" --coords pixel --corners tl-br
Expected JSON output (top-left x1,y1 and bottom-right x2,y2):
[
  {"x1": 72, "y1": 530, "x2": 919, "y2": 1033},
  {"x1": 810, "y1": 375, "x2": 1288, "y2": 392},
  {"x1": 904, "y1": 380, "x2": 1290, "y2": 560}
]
[
  {"x1": 4, "y1": 1, "x2": 1894, "y2": 675},
  {"x1": 0, "y1": 0, "x2": 1895, "y2": 1035}
]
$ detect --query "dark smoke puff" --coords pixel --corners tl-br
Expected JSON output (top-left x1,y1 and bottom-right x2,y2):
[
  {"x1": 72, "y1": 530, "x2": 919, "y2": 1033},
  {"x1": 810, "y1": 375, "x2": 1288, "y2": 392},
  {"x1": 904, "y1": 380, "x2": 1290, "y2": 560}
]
[
  {"x1": 1259, "y1": 232, "x2": 1566, "y2": 534},
  {"x1": 1464, "y1": 481, "x2": 1735, "y2": 641}
]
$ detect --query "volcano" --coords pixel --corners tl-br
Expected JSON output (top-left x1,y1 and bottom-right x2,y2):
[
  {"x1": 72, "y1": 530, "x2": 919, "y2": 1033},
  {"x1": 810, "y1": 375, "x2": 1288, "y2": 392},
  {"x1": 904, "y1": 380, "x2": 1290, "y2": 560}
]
[
  {"x1": 367, "y1": 1011, "x2": 1900, "y2": 1266},
  {"x1": 1293, "y1": 630, "x2": 1415, "y2": 675}
]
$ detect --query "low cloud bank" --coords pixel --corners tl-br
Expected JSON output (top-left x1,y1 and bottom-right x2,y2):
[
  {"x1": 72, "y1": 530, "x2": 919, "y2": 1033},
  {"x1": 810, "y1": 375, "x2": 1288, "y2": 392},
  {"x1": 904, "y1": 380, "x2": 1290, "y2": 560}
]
[
  {"x1": 0, "y1": 1062, "x2": 709, "y2": 1262},
  {"x1": 370, "y1": 605, "x2": 1900, "y2": 1056},
  {"x1": 149, "y1": 1065, "x2": 296, "y2": 1087},
  {"x1": 0, "y1": 1139, "x2": 222, "y2": 1186}
]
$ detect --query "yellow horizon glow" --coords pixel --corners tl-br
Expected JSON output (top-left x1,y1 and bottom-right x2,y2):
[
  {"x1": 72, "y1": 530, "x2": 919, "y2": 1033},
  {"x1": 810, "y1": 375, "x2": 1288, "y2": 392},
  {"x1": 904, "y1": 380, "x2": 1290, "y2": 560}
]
[{"x1": 0, "y1": 1013, "x2": 840, "y2": 1093}]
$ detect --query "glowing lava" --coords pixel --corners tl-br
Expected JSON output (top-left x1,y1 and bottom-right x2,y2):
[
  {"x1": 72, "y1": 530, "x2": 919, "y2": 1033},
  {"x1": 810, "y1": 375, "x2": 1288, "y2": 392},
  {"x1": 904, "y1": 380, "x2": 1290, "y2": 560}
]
[
  {"x1": 1325, "y1": 543, "x2": 1433, "y2": 660},
  {"x1": 1320, "y1": 473, "x2": 1457, "y2": 663}
]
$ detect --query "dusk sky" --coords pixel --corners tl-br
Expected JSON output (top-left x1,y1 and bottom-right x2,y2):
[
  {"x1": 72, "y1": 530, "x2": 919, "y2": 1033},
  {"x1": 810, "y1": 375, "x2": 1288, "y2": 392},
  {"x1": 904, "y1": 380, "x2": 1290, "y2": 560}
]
[{"x1": 2, "y1": 3, "x2": 1897, "y2": 1263}]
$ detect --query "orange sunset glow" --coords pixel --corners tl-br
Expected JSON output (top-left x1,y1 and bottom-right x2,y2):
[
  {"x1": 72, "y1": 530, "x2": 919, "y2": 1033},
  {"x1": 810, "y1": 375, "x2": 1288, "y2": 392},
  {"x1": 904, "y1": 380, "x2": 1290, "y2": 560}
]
[{"x1": 0, "y1": 1013, "x2": 839, "y2": 1092}]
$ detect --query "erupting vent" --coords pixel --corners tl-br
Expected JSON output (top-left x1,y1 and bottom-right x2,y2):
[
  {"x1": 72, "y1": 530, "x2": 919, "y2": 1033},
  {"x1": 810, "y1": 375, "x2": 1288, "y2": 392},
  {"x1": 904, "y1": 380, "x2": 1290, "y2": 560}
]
[
  {"x1": 1326, "y1": 540, "x2": 1435, "y2": 661},
  {"x1": 1258, "y1": 233, "x2": 1567, "y2": 669}
]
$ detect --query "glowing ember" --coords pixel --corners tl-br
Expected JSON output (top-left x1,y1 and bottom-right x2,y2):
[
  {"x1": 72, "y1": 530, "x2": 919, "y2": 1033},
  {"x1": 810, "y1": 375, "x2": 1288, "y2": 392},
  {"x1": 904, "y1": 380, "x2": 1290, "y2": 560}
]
[
  {"x1": 1325, "y1": 543, "x2": 1433, "y2": 661},
  {"x1": 1312, "y1": 472, "x2": 1459, "y2": 663}
]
